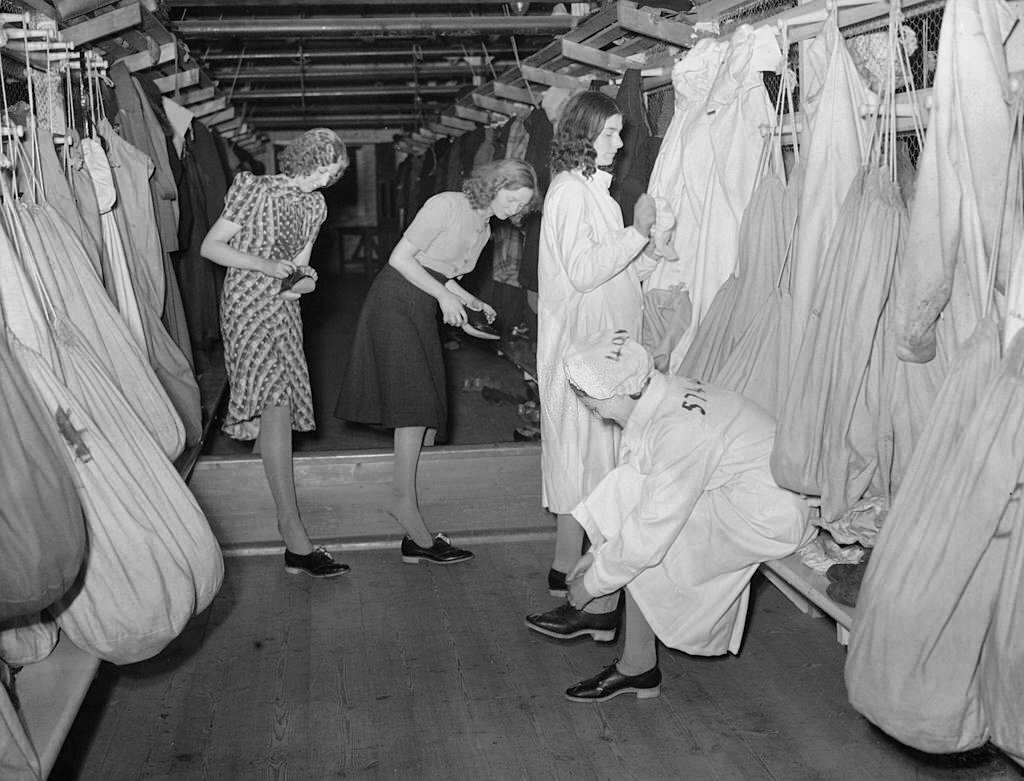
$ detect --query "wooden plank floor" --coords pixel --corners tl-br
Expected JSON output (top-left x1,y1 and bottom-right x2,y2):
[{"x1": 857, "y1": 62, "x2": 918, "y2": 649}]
[{"x1": 51, "y1": 540, "x2": 1020, "y2": 780}]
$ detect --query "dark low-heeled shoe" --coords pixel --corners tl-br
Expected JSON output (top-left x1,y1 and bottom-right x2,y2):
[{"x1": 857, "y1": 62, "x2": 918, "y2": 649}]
[
  {"x1": 565, "y1": 661, "x2": 661, "y2": 702},
  {"x1": 400, "y1": 533, "x2": 474, "y2": 565},
  {"x1": 462, "y1": 308, "x2": 500, "y2": 340},
  {"x1": 548, "y1": 568, "x2": 568, "y2": 597},
  {"x1": 284, "y1": 546, "x2": 350, "y2": 578},
  {"x1": 524, "y1": 602, "x2": 619, "y2": 642}
]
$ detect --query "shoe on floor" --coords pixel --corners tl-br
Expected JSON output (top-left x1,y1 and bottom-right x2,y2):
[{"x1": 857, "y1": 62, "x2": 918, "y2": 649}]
[
  {"x1": 284, "y1": 546, "x2": 350, "y2": 578},
  {"x1": 525, "y1": 602, "x2": 619, "y2": 642},
  {"x1": 826, "y1": 578, "x2": 861, "y2": 608},
  {"x1": 462, "y1": 308, "x2": 500, "y2": 340},
  {"x1": 401, "y1": 533, "x2": 474, "y2": 565},
  {"x1": 565, "y1": 662, "x2": 661, "y2": 703},
  {"x1": 825, "y1": 553, "x2": 871, "y2": 584},
  {"x1": 548, "y1": 568, "x2": 568, "y2": 597}
]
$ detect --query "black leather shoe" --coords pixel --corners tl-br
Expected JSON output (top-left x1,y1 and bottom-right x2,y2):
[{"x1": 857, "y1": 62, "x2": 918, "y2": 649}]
[
  {"x1": 565, "y1": 662, "x2": 661, "y2": 702},
  {"x1": 462, "y1": 308, "x2": 500, "y2": 340},
  {"x1": 524, "y1": 602, "x2": 618, "y2": 642},
  {"x1": 284, "y1": 546, "x2": 350, "y2": 578},
  {"x1": 401, "y1": 533, "x2": 474, "y2": 565},
  {"x1": 548, "y1": 568, "x2": 568, "y2": 597},
  {"x1": 825, "y1": 555, "x2": 870, "y2": 584}
]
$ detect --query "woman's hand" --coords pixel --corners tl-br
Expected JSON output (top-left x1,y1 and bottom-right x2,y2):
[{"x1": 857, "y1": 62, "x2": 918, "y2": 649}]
[
  {"x1": 632, "y1": 193, "x2": 657, "y2": 238},
  {"x1": 263, "y1": 259, "x2": 296, "y2": 280},
  {"x1": 438, "y1": 290, "x2": 467, "y2": 327},
  {"x1": 466, "y1": 298, "x2": 497, "y2": 324}
]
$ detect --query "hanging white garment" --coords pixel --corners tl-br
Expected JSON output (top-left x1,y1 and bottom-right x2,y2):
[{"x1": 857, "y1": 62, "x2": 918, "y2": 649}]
[
  {"x1": 13, "y1": 331, "x2": 223, "y2": 665},
  {"x1": 537, "y1": 169, "x2": 651, "y2": 514},
  {"x1": 82, "y1": 137, "x2": 147, "y2": 349},
  {"x1": 893, "y1": 0, "x2": 1018, "y2": 362},
  {"x1": 643, "y1": 38, "x2": 725, "y2": 367},
  {"x1": 98, "y1": 122, "x2": 202, "y2": 447},
  {"x1": 788, "y1": 11, "x2": 873, "y2": 369},
  {"x1": 573, "y1": 374, "x2": 809, "y2": 655},
  {"x1": 667, "y1": 25, "x2": 775, "y2": 372}
]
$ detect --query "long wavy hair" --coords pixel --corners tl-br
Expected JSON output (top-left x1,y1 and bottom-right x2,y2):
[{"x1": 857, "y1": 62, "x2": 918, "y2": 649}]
[
  {"x1": 462, "y1": 158, "x2": 540, "y2": 213},
  {"x1": 278, "y1": 128, "x2": 349, "y2": 187},
  {"x1": 550, "y1": 91, "x2": 620, "y2": 179}
]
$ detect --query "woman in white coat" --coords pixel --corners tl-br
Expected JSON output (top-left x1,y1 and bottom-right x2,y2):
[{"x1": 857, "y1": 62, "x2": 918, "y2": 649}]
[{"x1": 534, "y1": 90, "x2": 658, "y2": 610}]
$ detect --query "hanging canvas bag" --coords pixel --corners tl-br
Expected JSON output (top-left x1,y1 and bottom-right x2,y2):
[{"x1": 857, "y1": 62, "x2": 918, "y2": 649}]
[{"x1": 0, "y1": 336, "x2": 85, "y2": 622}]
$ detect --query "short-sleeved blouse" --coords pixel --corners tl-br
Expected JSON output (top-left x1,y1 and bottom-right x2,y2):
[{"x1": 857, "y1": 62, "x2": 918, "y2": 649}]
[{"x1": 403, "y1": 191, "x2": 490, "y2": 278}]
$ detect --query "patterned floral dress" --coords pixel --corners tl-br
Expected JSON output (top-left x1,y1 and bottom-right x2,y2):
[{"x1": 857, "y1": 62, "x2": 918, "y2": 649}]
[{"x1": 218, "y1": 171, "x2": 326, "y2": 440}]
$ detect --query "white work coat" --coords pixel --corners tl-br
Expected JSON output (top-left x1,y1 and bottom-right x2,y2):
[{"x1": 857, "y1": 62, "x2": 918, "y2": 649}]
[
  {"x1": 537, "y1": 169, "x2": 654, "y2": 513},
  {"x1": 575, "y1": 373, "x2": 810, "y2": 655}
]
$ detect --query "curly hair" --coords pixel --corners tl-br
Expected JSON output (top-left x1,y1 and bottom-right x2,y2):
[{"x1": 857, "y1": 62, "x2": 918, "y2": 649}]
[
  {"x1": 462, "y1": 158, "x2": 540, "y2": 213},
  {"x1": 550, "y1": 91, "x2": 620, "y2": 179},
  {"x1": 278, "y1": 128, "x2": 349, "y2": 186}
]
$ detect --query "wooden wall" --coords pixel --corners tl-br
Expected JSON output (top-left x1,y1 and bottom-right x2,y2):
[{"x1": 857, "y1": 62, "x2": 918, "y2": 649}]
[{"x1": 189, "y1": 442, "x2": 553, "y2": 550}]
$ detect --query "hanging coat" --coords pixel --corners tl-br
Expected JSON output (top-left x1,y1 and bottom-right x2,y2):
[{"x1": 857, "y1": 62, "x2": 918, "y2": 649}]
[
  {"x1": 893, "y1": 0, "x2": 1018, "y2": 363},
  {"x1": 574, "y1": 373, "x2": 809, "y2": 655},
  {"x1": 644, "y1": 38, "x2": 726, "y2": 366},
  {"x1": 537, "y1": 169, "x2": 652, "y2": 514}
]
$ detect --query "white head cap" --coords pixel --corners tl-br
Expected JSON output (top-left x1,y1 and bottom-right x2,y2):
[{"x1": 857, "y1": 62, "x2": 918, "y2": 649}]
[{"x1": 563, "y1": 329, "x2": 654, "y2": 400}]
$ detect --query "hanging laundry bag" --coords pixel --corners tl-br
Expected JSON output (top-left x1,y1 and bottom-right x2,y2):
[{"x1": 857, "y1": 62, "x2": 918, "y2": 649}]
[
  {"x1": 845, "y1": 316, "x2": 1004, "y2": 753},
  {"x1": 0, "y1": 337, "x2": 85, "y2": 622},
  {"x1": 12, "y1": 333, "x2": 223, "y2": 664},
  {"x1": 0, "y1": 681, "x2": 39, "y2": 781},
  {"x1": 3, "y1": 191, "x2": 185, "y2": 459},
  {"x1": 0, "y1": 613, "x2": 58, "y2": 668},
  {"x1": 679, "y1": 172, "x2": 788, "y2": 380},
  {"x1": 772, "y1": 167, "x2": 906, "y2": 520}
]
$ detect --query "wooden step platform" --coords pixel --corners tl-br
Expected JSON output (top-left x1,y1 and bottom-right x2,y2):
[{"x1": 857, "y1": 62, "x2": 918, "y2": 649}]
[{"x1": 189, "y1": 442, "x2": 553, "y2": 551}]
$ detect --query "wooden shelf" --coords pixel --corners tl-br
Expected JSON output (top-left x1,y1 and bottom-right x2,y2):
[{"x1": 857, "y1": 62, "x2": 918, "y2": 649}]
[
  {"x1": 15, "y1": 636, "x2": 99, "y2": 779},
  {"x1": 760, "y1": 553, "x2": 856, "y2": 645}
]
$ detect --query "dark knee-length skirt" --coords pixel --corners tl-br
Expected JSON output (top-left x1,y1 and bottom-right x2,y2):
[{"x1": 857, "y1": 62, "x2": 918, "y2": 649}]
[{"x1": 335, "y1": 264, "x2": 448, "y2": 433}]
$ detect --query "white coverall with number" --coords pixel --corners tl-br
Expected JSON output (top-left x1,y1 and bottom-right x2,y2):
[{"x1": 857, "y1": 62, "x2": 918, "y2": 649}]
[{"x1": 575, "y1": 372, "x2": 811, "y2": 656}]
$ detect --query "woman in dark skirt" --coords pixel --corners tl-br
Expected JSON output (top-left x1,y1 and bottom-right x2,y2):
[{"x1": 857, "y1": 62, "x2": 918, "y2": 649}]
[{"x1": 336, "y1": 158, "x2": 538, "y2": 564}]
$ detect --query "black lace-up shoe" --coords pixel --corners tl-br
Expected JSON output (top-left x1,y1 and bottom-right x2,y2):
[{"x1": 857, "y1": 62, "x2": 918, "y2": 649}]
[
  {"x1": 400, "y1": 533, "x2": 474, "y2": 564},
  {"x1": 565, "y1": 662, "x2": 662, "y2": 702},
  {"x1": 284, "y1": 546, "x2": 350, "y2": 578},
  {"x1": 524, "y1": 603, "x2": 619, "y2": 642},
  {"x1": 548, "y1": 568, "x2": 568, "y2": 597}
]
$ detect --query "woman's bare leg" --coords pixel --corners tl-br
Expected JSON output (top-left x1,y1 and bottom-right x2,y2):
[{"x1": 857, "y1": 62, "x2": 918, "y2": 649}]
[
  {"x1": 617, "y1": 590, "x2": 658, "y2": 675},
  {"x1": 387, "y1": 426, "x2": 434, "y2": 547},
  {"x1": 259, "y1": 405, "x2": 312, "y2": 554},
  {"x1": 553, "y1": 513, "x2": 585, "y2": 574}
]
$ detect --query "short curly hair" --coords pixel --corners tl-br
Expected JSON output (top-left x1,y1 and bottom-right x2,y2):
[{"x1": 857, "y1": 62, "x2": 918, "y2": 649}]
[
  {"x1": 550, "y1": 91, "x2": 620, "y2": 179},
  {"x1": 462, "y1": 158, "x2": 540, "y2": 213},
  {"x1": 278, "y1": 128, "x2": 349, "y2": 186}
]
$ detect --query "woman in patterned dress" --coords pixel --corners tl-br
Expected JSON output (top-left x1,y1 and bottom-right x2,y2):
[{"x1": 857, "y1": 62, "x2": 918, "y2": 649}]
[
  {"x1": 201, "y1": 129, "x2": 350, "y2": 579},
  {"x1": 336, "y1": 158, "x2": 538, "y2": 565}
]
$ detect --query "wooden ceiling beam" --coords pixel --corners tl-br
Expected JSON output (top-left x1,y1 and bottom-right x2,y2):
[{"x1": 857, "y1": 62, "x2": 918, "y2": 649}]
[
  {"x1": 560, "y1": 39, "x2": 637, "y2": 75},
  {"x1": 234, "y1": 85, "x2": 461, "y2": 100},
  {"x1": 453, "y1": 104, "x2": 491, "y2": 124},
  {"x1": 256, "y1": 114, "x2": 422, "y2": 128},
  {"x1": 519, "y1": 63, "x2": 590, "y2": 90},
  {"x1": 60, "y1": 1, "x2": 141, "y2": 46},
  {"x1": 617, "y1": 1, "x2": 695, "y2": 48},
  {"x1": 208, "y1": 62, "x2": 511, "y2": 82},
  {"x1": 492, "y1": 82, "x2": 542, "y2": 107},
  {"x1": 471, "y1": 93, "x2": 529, "y2": 117},
  {"x1": 176, "y1": 85, "x2": 218, "y2": 105},
  {"x1": 440, "y1": 114, "x2": 476, "y2": 132},
  {"x1": 174, "y1": 14, "x2": 579, "y2": 39}
]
